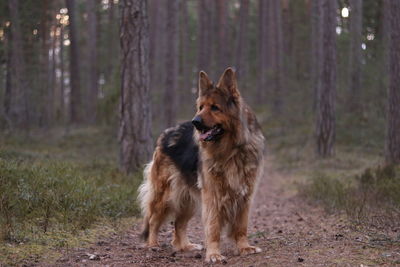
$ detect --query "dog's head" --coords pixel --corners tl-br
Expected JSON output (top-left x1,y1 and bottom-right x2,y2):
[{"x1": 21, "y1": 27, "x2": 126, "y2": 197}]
[{"x1": 192, "y1": 67, "x2": 241, "y2": 142}]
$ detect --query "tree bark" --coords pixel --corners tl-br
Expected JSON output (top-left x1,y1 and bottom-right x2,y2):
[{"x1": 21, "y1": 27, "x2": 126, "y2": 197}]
[
  {"x1": 348, "y1": 0, "x2": 363, "y2": 111},
  {"x1": 66, "y1": 0, "x2": 82, "y2": 124},
  {"x1": 271, "y1": 0, "x2": 284, "y2": 114},
  {"x1": 197, "y1": 0, "x2": 212, "y2": 72},
  {"x1": 59, "y1": 25, "x2": 65, "y2": 121},
  {"x1": 164, "y1": 0, "x2": 179, "y2": 127},
  {"x1": 386, "y1": 0, "x2": 400, "y2": 164},
  {"x1": 179, "y1": 0, "x2": 192, "y2": 105},
  {"x1": 235, "y1": 0, "x2": 249, "y2": 82},
  {"x1": 7, "y1": 0, "x2": 29, "y2": 129},
  {"x1": 87, "y1": 0, "x2": 98, "y2": 123},
  {"x1": 216, "y1": 0, "x2": 229, "y2": 72},
  {"x1": 119, "y1": 0, "x2": 153, "y2": 173},
  {"x1": 311, "y1": 0, "x2": 322, "y2": 111},
  {"x1": 316, "y1": 0, "x2": 337, "y2": 157},
  {"x1": 257, "y1": 0, "x2": 269, "y2": 103}
]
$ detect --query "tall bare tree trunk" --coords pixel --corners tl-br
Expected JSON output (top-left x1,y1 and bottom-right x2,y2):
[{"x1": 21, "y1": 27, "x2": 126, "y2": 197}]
[
  {"x1": 235, "y1": 0, "x2": 249, "y2": 82},
  {"x1": 7, "y1": 0, "x2": 29, "y2": 130},
  {"x1": 270, "y1": 0, "x2": 284, "y2": 114},
  {"x1": 59, "y1": 25, "x2": 66, "y2": 122},
  {"x1": 311, "y1": 0, "x2": 322, "y2": 111},
  {"x1": 257, "y1": 0, "x2": 269, "y2": 103},
  {"x1": 197, "y1": 0, "x2": 212, "y2": 72},
  {"x1": 66, "y1": 0, "x2": 82, "y2": 124},
  {"x1": 179, "y1": 0, "x2": 192, "y2": 106},
  {"x1": 164, "y1": 0, "x2": 179, "y2": 127},
  {"x1": 216, "y1": 0, "x2": 229, "y2": 72},
  {"x1": 348, "y1": 0, "x2": 363, "y2": 111},
  {"x1": 316, "y1": 0, "x2": 337, "y2": 157},
  {"x1": 119, "y1": 0, "x2": 153, "y2": 173},
  {"x1": 40, "y1": 0, "x2": 51, "y2": 127},
  {"x1": 386, "y1": 0, "x2": 400, "y2": 164},
  {"x1": 87, "y1": 0, "x2": 98, "y2": 123}
]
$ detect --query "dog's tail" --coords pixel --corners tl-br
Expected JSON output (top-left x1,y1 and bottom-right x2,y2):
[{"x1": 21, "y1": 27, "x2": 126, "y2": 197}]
[{"x1": 138, "y1": 162, "x2": 153, "y2": 241}]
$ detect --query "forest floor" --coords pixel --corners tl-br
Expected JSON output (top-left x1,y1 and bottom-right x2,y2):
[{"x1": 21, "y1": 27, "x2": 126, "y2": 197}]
[{"x1": 45, "y1": 159, "x2": 400, "y2": 267}]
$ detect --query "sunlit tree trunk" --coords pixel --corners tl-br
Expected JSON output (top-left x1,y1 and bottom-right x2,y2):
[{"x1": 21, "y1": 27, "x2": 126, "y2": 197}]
[
  {"x1": 164, "y1": 0, "x2": 179, "y2": 127},
  {"x1": 66, "y1": 0, "x2": 82, "y2": 124},
  {"x1": 119, "y1": 0, "x2": 153, "y2": 173},
  {"x1": 348, "y1": 0, "x2": 363, "y2": 111},
  {"x1": 386, "y1": 0, "x2": 400, "y2": 164},
  {"x1": 316, "y1": 0, "x2": 337, "y2": 157}
]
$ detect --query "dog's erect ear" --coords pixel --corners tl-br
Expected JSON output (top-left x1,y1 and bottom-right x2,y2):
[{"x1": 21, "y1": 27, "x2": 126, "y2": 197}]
[
  {"x1": 216, "y1": 67, "x2": 240, "y2": 99},
  {"x1": 198, "y1": 71, "x2": 213, "y2": 96}
]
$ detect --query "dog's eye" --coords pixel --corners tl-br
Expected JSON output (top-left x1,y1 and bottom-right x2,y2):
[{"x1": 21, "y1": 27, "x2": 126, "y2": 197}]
[
  {"x1": 211, "y1": 105, "x2": 220, "y2": 111},
  {"x1": 199, "y1": 105, "x2": 203, "y2": 111}
]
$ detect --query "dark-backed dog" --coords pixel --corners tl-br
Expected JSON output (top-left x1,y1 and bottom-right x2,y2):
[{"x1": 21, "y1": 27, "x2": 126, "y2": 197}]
[{"x1": 138, "y1": 68, "x2": 265, "y2": 262}]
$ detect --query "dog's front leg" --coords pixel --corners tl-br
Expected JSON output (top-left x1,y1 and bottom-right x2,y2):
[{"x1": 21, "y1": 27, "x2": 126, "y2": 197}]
[
  {"x1": 203, "y1": 202, "x2": 225, "y2": 263},
  {"x1": 231, "y1": 201, "x2": 262, "y2": 255}
]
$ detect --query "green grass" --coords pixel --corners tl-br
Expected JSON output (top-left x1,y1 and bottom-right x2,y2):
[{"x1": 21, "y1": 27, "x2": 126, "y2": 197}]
[{"x1": 0, "y1": 127, "x2": 143, "y2": 265}]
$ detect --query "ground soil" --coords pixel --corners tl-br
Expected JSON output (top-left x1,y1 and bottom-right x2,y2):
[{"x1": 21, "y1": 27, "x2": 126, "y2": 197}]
[{"x1": 49, "y1": 161, "x2": 399, "y2": 267}]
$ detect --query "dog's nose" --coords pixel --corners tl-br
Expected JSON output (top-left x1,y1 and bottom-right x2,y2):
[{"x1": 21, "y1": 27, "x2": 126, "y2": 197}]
[{"x1": 192, "y1": 115, "x2": 203, "y2": 130}]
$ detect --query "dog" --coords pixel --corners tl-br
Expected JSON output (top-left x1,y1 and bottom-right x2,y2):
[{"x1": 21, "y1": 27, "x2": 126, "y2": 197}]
[{"x1": 138, "y1": 68, "x2": 265, "y2": 263}]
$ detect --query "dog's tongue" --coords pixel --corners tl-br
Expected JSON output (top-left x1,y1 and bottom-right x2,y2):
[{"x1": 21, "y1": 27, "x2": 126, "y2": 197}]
[{"x1": 199, "y1": 129, "x2": 213, "y2": 141}]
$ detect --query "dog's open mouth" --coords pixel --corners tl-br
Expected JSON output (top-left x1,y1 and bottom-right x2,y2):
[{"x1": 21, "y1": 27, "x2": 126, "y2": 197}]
[{"x1": 199, "y1": 124, "x2": 224, "y2": 142}]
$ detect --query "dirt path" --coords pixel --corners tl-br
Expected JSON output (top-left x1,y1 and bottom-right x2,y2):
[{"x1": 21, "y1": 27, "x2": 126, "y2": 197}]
[{"x1": 51, "y1": 161, "x2": 399, "y2": 266}]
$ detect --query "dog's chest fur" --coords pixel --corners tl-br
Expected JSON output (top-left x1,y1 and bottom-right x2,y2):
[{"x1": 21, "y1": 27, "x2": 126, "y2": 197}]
[{"x1": 199, "y1": 129, "x2": 265, "y2": 220}]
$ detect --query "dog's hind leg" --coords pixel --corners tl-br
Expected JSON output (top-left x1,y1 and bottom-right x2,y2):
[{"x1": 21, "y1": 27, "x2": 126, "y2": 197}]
[
  {"x1": 147, "y1": 204, "x2": 169, "y2": 247},
  {"x1": 171, "y1": 203, "x2": 203, "y2": 251}
]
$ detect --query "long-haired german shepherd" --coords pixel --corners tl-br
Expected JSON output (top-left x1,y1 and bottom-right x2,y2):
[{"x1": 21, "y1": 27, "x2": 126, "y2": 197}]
[{"x1": 138, "y1": 68, "x2": 265, "y2": 263}]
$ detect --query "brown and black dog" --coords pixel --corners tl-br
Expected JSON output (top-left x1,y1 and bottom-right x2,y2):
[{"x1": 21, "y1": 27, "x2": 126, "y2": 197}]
[{"x1": 138, "y1": 68, "x2": 265, "y2": 263}]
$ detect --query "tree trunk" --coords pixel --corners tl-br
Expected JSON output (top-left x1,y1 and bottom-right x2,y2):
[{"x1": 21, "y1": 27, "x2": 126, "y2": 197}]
[
  {"x1": 386, "y1": 0, "x2": 400, "y2": 164},
  {"x1": 40, "y1": 0, "x2": 51, "y2": 127},
  {"x1": 216, "y1": 0, "x2": 229, "y2": 72},
  {"x1": 7, "y1": 0, "x2": 29, "y2": 129},
  {"x1": 348, "y1": 0, "x2": 363, "y2": 111},
  {"x1": 271, "y1": 0, "x2": 284, "y2": 114},
  {"x1": 235, "y1": 0, "x2": 249, "y2": 82},
  {"x1": 59, "y1": 25, "x2": 65, "y2": 122},
  {"x1": 316, "y1": 0, "x2": 337, "y2": 157},
  {"x1": 311, "y1": 0, "x2": 322, "y2": 111},
  {"x1": 257, "y1": 0, "x2": 269, "y2": 103},
  {"x1": 179, "y1": 0, "x2": 192, "y2": 107},
  {"x1": 197, "y1": 0, "x2": 212, "y2": 72},
  {"x1": 66, "y1": 0, "x2": 82, "y2": 124},
  {"x1": 164, "y1": 0, "x2": 179, "y2": 128},
  {"x1": 87, "y1": 0, "x2": 98, "y2": 123},
  {"x1": 119, "y1": 0, "x2": 153, "y2": 173}
]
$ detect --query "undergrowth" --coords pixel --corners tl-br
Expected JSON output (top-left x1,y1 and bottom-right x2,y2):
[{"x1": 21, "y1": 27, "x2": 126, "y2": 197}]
[{"x1": 0, "y1": 127, "x2": 142, "y2": 265}]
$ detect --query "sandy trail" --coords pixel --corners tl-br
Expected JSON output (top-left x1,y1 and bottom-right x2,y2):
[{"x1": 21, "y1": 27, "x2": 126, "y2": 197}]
[{"x1": 51, "y1": 161, "x2": 399, "y2": 266}]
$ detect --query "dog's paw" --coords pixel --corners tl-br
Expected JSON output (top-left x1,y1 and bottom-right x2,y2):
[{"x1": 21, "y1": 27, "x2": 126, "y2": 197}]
[
  {"x1": 239, "y1": 246, "x2": 262, "y2": 255},
  {"x1": 173, "y1": 242, "x2": 203, "y2": 252},
  {"x1": 206, "y1": 253, "x2": 226, "y2": 263},
  {"x1": 146, "y1": 242, "x2": 160, "y2": 251}
]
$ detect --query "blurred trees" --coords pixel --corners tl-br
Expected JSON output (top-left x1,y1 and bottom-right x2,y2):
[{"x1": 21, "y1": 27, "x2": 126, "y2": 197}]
[{"x1": 0, "y1": 0, "x2": 395, "y2": 162}]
